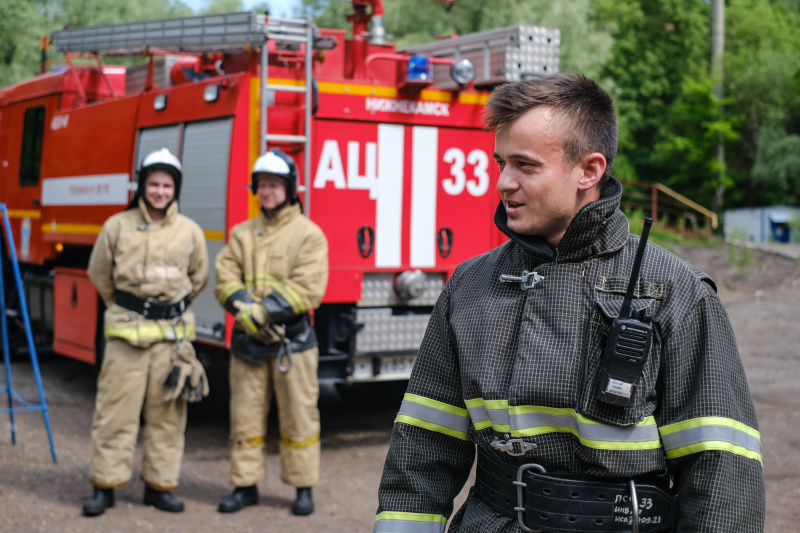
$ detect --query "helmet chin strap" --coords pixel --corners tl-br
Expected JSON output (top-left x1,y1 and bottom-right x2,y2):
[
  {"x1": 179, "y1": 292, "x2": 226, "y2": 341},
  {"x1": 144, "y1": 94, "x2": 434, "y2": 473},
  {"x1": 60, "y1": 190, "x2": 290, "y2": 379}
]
[
  {"x1": 141, "y1": 195, "x2": 175, "y2": 216},
  {"x1": 261, "y1": 194, "x2": 298, "y2": 217}
]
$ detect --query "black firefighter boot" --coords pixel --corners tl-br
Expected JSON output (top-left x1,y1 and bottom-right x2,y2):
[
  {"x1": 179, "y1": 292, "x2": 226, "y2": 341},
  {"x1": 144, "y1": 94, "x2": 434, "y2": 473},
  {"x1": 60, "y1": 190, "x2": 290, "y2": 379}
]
[
  {"x1": 82, "y1": 486, "x2": 114, "y2": 517},
  {"x1": 292, "y1": 487, "x2": 314, "y2": 516},
  {"x1": 218, "y1": 485, "x2": 259, "y2": 513},
  {"x1": 144, "y1": 485, "x2": 185, "y2": 513}
]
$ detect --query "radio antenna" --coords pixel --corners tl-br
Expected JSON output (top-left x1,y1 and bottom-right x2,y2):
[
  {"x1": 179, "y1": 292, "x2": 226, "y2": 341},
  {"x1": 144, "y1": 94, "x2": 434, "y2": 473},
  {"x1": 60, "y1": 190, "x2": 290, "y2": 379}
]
[{"x1": 619, "y1": 218, "x2": 653, "y2": 320}]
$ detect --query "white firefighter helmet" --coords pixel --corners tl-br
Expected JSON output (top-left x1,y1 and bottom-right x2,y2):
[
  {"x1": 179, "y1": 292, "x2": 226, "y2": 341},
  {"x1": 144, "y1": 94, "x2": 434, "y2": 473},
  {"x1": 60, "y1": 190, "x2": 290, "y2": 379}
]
[
  {"x1": 134, "y1": 148, "x2": 183, "y2": 207},
  {"x1": 251, "y1": 148, "x2": 298, "y2": 204},
  {"x1": 142, "y1": 147, "x2": 182, "y2": 173}
]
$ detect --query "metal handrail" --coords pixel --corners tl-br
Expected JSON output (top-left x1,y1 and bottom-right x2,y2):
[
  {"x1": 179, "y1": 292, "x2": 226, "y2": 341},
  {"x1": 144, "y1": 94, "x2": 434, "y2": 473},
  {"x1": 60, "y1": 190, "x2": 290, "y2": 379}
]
[{"x1": 620, "y1": 180, "x2": 718, "y2": 236}]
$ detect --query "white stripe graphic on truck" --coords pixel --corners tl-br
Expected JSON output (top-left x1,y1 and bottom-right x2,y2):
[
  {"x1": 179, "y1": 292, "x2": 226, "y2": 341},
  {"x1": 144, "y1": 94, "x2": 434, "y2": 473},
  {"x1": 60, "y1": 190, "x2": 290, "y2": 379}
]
[
  {"x1": 411, "y1": 126, "x2": 438, "y2": 268},
  {"x1": 375, "y1": 124, "x2": 404, "y2": 268}
]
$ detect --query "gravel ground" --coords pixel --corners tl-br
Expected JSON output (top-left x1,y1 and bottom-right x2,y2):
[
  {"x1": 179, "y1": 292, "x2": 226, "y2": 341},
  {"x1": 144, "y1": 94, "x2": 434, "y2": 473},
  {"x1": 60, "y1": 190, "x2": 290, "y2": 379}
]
[{"x1": 1, "y1": 240, "x2": 798, "y2": 532}]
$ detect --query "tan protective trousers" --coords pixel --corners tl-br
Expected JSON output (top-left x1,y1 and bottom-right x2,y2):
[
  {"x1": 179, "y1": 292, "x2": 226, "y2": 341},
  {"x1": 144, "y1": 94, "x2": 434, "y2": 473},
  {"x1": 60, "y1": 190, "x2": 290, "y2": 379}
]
[
  {"x1": 228, "y1": 347, "x2": 320, "y2": 488},
  {"x1": 89, "y1": 339, "x2": 187, "y2": 490}
]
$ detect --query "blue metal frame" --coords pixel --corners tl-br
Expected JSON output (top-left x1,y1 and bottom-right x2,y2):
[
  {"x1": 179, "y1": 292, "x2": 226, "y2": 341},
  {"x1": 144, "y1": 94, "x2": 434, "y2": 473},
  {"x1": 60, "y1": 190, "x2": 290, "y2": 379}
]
[{"x1": 0, "y1": 203, "x2": 57, "y2": 463}]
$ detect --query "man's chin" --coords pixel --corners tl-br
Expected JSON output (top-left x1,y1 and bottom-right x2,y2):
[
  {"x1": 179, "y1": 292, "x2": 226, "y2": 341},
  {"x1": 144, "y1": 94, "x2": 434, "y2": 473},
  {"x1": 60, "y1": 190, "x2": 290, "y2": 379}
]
[{"x1": 507, "y1": 220, "x2": 536, "y2": 236}]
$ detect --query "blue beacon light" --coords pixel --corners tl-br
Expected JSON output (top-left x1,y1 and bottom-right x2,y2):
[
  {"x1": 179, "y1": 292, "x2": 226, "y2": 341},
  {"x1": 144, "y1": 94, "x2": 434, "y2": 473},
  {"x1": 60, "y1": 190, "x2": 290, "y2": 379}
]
[{"x1": 406, "y1": 55, "x2": 432, "y2": 82}]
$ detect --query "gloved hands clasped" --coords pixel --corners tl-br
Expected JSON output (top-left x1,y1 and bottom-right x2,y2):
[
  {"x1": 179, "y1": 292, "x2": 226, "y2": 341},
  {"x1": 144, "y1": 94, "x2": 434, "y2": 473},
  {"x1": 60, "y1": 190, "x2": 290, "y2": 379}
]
[
  {"x1": 233, "y1": 301, "x2": 268, "y2": 334},
  {"x1": 163, "y1": 339, "x2": 210, "y2": 403},
  {"x1": 233, "y1": 300, "x2": 284, "y2": 344}
]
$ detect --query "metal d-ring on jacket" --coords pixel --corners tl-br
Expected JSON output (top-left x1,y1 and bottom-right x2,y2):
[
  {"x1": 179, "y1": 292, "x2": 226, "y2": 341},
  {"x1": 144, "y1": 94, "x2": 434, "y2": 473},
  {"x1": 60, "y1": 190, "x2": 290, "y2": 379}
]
[{"x1": 374, "y1": 177, "x2": 765, "y2": 533}]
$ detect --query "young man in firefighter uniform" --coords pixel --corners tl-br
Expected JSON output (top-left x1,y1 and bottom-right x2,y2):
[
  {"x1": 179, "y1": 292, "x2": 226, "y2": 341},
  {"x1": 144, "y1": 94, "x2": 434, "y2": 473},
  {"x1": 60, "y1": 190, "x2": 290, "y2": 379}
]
[
  {"x1": 82, "y1": 148, "x2": 209, "y2": 517},
  {"x1": 214, "y1": 148, "x2": 329, "y2": 516},
  {"x1": 374, "y1": 74, "x2": 765, "y2": 533}
]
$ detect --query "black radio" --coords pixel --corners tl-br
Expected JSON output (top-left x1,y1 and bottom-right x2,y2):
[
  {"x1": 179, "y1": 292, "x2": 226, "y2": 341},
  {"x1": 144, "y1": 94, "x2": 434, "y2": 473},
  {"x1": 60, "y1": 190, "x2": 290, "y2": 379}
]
[{"x1": 598, "y1": 218, "x2": 653, "y2": 407}]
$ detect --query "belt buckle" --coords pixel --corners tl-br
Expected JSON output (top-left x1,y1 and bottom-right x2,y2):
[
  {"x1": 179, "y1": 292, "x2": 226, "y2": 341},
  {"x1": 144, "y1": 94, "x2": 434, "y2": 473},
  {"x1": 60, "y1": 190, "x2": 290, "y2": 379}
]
[
  {"x1": 629, "y1": 479, "x2": 640, "y2": 533},
  {"x1": 142, "y1": 300, "x2": 152, "y2": 319},
  {"x1": 513, "y1": 462, "x2": 546, "y2": 533}
]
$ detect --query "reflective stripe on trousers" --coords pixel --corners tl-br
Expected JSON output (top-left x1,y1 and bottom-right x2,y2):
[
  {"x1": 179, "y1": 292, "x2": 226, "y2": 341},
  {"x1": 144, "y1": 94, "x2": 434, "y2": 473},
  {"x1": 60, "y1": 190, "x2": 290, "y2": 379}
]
[{"x1": 228, "y1": 346, "x2": 320, "y2": 487}]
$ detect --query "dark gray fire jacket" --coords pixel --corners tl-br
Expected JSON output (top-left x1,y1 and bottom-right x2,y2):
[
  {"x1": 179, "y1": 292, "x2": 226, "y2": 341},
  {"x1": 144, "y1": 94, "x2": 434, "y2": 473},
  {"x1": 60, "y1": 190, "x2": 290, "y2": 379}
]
[{"x1": 374, "y1": 178, "x2": 765, "y2": 532}]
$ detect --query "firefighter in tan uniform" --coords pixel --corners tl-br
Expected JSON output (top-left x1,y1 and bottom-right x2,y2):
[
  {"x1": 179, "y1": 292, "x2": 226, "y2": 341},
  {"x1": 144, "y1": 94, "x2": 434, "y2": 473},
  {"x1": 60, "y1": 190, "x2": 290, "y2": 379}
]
[
  {"x1": 82, "y1": 148, "x2": 209, "y2": 517},
  {"x1": 215, "y1": 148, "x2": 328, "y2": 516}
]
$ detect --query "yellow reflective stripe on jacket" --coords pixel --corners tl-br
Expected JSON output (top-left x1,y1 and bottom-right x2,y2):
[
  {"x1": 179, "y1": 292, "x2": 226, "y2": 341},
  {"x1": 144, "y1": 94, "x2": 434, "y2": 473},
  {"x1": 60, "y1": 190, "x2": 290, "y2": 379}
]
[
  {"x1": 659, "y1": 416, "x2": 762, "y2": 463},
  {"x1": 104, "y1": 324, "x2": 195, "y2": 343},
  {"x1": 218, "y1": 280, "x2": 246, "y2": 306},
  {"x1": 465, "y1": 398, "x2": 662, "y2": 451},
  {"x1": 280, "y1": 434, "x2": 320, "y2": 449},
  {"x1": 246, "y1": 274, "x2": 307, "y2": 314},
  {"x1": 395, "y1": 393, "x2": 470, "y2": 441},
  {"x1": 265, "y1": 280, "x2": 305, "y2": 314},
  {"x1": 373, "y1": 511, "x2": 447, "y2": 533},
  {"x1": 257, "y1": 274, "x2": 308, "y2": 315},
  {"x1": 465, "y1": 398, "x2": 511, "y2": 432}
]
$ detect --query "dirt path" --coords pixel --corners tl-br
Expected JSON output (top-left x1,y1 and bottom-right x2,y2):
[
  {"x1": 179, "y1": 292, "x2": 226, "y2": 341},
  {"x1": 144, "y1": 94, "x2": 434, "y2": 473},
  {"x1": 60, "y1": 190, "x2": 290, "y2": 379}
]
[
  {"x1": 1, "y1": 240, "x2": 797, "y2": 532},
  {"x1": 671, "y1": 242, "x2": 800, "y2": 532}
]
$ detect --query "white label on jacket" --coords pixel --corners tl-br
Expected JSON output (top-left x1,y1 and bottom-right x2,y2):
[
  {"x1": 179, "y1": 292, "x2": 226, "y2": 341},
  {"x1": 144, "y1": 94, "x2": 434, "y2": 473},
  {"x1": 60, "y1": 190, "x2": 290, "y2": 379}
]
[{"x1": 41, "y1": 174, "x2": 130, "y2": 206}]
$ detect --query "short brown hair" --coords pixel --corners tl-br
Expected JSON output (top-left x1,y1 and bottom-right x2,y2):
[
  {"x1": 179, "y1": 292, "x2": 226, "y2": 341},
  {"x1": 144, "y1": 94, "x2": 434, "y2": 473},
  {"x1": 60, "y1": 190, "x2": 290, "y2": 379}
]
[{"x1": 483, "y1": 73, "x2": 618, "y2": 189}]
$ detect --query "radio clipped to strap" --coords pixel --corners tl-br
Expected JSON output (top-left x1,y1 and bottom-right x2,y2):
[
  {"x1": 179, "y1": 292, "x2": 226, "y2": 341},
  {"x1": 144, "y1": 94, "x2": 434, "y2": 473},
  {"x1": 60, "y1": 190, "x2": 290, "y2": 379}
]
[{"x1": 597, "y1": 218, "x2": 654, "y2": 407}]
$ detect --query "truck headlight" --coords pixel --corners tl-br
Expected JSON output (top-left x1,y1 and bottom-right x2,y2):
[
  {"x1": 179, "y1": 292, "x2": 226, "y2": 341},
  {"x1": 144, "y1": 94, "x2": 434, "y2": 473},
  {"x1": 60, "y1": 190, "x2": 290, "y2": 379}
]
[{"x1": 450, "y1": 58, "x2": 476, "y2": 86}]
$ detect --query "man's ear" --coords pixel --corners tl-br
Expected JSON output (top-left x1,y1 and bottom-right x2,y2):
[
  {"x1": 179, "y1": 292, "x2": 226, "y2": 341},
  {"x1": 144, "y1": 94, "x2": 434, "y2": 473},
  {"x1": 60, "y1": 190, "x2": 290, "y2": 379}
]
[{"x1": 577, "y1": 152, "x2": 607, "y2": 191}]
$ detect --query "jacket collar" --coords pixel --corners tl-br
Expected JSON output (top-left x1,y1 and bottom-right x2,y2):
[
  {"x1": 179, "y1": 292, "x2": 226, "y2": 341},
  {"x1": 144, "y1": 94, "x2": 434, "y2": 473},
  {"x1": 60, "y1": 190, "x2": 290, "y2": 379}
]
[
  {"x1": 494, "y1": 177, "x2": 629, "y2": 262},
  {"x1": 137, "y1": 196, "x2": 179, "y2": 226},
  {"x1": 259, "y1": 203, "x2": 301, "y2": 228}
]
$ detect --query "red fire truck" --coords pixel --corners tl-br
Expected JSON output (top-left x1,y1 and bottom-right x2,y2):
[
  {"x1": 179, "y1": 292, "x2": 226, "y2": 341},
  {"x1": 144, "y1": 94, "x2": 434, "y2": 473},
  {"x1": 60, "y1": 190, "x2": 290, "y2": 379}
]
[{"x1": 0, "y1": 2, "x2": 559, "y2": 384}]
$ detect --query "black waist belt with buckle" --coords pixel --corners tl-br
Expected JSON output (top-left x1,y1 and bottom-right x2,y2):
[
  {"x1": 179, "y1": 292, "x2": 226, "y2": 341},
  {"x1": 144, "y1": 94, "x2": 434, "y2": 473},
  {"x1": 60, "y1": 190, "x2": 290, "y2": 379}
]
[
  {"x1": 474, "y1": 449, "x2": 677, "y2": 533},
  {"x1": 115, "y1": 290, "x2": 191, "y2": 320}
]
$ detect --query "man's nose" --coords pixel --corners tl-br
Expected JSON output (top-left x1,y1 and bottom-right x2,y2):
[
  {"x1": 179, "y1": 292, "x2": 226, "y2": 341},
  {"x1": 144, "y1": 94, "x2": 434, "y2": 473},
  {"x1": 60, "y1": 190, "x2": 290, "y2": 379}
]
[{"x1": 496, "y1": 168, "x2": 518, "y2": 194}]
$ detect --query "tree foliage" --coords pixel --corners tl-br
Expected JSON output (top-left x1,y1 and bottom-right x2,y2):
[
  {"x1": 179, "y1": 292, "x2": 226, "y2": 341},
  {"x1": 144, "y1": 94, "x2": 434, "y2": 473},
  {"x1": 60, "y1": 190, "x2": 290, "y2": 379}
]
[
  {"x1": 0, "y1": 0, "x2": 56, "y2": 87},
  {"x1": 594, "y1": 0, "x2": 711, "y2": 184},
  {"x1": 724, "y1": 0, "x2": 800, "y2": 207},
  {"x1": 651, "y1": 75, "x2": 740, "y2": 207},
  {"x1": 0, "y1": 0, "x2": 192, "y2": 87}
]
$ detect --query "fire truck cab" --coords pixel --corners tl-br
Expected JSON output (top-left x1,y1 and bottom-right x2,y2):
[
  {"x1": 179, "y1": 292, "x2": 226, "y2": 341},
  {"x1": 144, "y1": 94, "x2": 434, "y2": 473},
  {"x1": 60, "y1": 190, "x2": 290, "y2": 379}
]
[{"x1": 0, "y1": 3, "x2": 560, "y2": 384}]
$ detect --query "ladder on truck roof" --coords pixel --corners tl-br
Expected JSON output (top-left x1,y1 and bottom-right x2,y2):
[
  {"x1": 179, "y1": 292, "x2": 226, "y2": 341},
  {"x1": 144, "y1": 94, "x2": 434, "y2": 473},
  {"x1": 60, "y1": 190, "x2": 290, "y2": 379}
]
[{"x1": 51, "y1": 11, "x2": 326, "y2": 214}]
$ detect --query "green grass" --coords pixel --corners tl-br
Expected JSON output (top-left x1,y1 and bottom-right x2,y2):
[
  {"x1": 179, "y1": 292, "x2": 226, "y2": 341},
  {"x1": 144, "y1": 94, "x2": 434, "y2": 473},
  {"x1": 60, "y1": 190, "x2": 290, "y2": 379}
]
[{"x1": 624, "y1": 210, "x2": 717, "y2": 253}]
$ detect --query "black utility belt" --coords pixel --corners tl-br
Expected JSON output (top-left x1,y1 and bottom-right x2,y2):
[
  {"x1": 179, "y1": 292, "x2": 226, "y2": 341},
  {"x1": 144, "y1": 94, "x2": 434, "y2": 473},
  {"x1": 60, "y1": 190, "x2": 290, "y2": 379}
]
[
  {"x1": 474, "y1": 449, "x2": 677, "y2": 533},
  {"x1": 115, "y1": 290, "x2": 190, "y2": 320}
]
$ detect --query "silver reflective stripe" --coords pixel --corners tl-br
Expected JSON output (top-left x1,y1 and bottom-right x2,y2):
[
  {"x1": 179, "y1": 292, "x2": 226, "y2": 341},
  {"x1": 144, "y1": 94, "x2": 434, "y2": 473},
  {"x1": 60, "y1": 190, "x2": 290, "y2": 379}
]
[
  {"x1": 374, "y1": 519, "x2": 446, "y2": 533},
  {"x1": 661, "y1": 424, "x2": 761, "y2": 454},
  {"x1": 513, "y1": 411, "x2": 659, "y2": 442},
  {"x1": 399, "y1": 400, "x2": 471, "y2": 435},
  {"x1": 468, "y1": 404, "x2": 510, "y2": 427}
]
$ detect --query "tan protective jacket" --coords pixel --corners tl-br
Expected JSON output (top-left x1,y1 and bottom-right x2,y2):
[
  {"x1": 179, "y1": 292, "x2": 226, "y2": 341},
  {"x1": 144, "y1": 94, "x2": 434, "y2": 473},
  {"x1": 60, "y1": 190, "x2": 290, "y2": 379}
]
[
  {"x1": 87, "y1": 199, "x2": 209, "y2": 347},
  {"x1": 214, "y1": 204, "x2": 328, "y2": 351}
]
